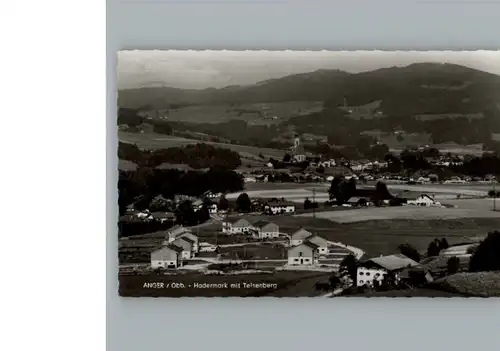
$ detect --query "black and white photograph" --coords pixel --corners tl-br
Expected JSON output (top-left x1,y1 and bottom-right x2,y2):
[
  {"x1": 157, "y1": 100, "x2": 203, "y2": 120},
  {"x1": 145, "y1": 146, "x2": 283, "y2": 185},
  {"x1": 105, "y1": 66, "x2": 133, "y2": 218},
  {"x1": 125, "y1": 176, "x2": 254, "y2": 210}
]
[{"x1": 117, "y1": 50, "x2": 500, "y2": 297}]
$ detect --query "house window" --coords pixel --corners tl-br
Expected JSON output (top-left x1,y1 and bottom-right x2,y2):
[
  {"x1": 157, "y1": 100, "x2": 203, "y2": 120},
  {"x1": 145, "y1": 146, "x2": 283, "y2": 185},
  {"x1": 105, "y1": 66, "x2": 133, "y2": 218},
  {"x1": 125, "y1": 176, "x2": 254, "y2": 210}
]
[
  {"x1": 366, "y1": 272, "x2": 370, "y2": 276},
  {"x1": 294, "y1": 258, "x2": 299, "y2": 262},
  {"x1": 299, "y1": 252, "x2": 303, "y2": 257},
  {"x1": 359, "y1": 272, "x2": 364, "y2": 275},
  {"x1": 359, "y1": 280, "x2": 364, "y2": 284}
]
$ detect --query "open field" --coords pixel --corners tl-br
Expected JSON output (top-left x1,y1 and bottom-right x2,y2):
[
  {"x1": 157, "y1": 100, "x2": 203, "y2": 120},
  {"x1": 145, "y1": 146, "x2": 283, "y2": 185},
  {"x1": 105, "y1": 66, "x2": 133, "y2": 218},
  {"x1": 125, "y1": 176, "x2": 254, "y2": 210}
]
[
  {"x1": 119, "y1": 270, "x2": 332, "y2": 297},
  {"x1": 299, "y1": 204, "x2": 499, "y2": 223},
  {"x1": 119, "y1": 131, "x2": 286, "y2": 159},
  {"x1": 158, "y1": 101, "x2": 324, "y2": 125},
  {"x1": 429, "y1": 272, "x2": 500, "y2": 297},
  {"x1": 228, "y1": 181, "x2": 493, "y2": 204}
]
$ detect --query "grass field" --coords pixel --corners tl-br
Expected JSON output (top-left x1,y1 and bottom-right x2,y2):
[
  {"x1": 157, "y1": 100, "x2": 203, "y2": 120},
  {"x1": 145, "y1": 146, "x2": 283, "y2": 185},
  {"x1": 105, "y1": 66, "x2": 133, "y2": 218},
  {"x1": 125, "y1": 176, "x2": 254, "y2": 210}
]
[
  {"x1": 119, "y1": 131, "x2": 286, "y2": 159},
  {"x1": 119, "y1": 270, "x2": 332, "y2": 297},
  {"x1": 228, "y1": 182, "x2": 493, "y2": 205},
  {"x1": 156, "y1": 101, "x2": 324, "y2": 125},
  {"x1": 430, "y1": 272, "x2": 500, "y2": 297},
  {"x1": 299, "y1": 204, "x2": 499, "y2": 223}
]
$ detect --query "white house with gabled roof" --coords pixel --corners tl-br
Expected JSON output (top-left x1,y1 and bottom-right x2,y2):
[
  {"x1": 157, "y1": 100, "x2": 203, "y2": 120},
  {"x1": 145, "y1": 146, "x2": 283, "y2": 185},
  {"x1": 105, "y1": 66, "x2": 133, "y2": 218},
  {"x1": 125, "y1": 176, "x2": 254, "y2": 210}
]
[
  {"x1": 306, "y1": 235, "x2": 329, "y2": 255},
  {"x1": 221, "y1": 218, "x2": 254, "y2": 234},
  {"x1": 290, "y1": 228, "x2": 313, "y2": 246},
  {"x1": 287, "y1": 242, "x2": 319, "y2": 265},
  {"x1": 253, "y1": 221, "x2": 280, "y2": 239},
  {"x1": 150, "y1": 244, "x2": 183, "y2": 269},
  {"x1": 407, "y1": 194, "x2": 441, "y2": 207}
]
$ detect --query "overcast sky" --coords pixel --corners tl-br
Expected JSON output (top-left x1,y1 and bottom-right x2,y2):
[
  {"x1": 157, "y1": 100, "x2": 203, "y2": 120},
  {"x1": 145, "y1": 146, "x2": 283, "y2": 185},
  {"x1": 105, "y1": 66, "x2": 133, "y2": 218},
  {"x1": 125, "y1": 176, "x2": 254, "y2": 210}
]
[{"x1": 117, "y1": 50, "x2": 500, "y2": 90}]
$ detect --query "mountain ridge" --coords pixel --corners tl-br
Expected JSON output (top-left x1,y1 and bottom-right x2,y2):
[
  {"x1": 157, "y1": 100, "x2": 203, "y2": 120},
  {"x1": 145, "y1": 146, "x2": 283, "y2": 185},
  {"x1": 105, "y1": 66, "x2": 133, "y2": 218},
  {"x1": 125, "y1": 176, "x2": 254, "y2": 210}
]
[{"x1": 117, "y1": 63, "x2": 500, "y2": 116}]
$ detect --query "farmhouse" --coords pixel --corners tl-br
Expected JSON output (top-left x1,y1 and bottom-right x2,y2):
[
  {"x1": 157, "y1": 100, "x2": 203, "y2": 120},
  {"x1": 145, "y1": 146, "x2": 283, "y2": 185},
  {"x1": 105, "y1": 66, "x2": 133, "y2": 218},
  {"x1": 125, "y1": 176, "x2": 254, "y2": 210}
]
[
  {"x1": 176, "y1": 231, "x2": 199, "y2": 253},
  {"x1": 221, "y1": 218, "x2": 254, "y2": 234},
  {"x1": 171, "y1": 236, "x2": 195, "y2": 259},
  {"x1": 357, "y1": 254, "x2": 421, "y2": 287},
  {"x1": 290, "y1": 228, "x2": 313, "y2": 246},
  {"x1": 356, "y1": 266, "x2": 387, "y2": 287},
  {"x1": 253, "y1": 221, "x2": 280, "y2": 239},
  {"x1": 306, "y1": 235, "x2": 329, "y2": 255},
  {"x1": 150, "y1": 244, "x2": 183, "y2": 269},
  {"x1": 407, "y1": 194, "x2": 441, "y2": 207},
  {"x1": 166, "y1": 225, "x2": 192, "y2": 242},
  {"x1": 287, "y1": 242, "x2": 319, "y2": 266},
  {"x1": 265, "y1": 200, "x2": 296, "y2": 215}
]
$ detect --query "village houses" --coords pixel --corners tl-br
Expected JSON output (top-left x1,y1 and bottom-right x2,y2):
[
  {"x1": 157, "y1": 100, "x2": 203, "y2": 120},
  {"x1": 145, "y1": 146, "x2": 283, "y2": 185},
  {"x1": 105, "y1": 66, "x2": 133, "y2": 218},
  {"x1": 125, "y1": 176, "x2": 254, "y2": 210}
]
[
  {"x1": 252, "y1": 221, "x2": 280, "y2": 239},
  {"x1": 175, "y1": 231, "x2": 199, "y2": 253},
  {"x1": 265, "y1": 200, "x2": 296, "y2": 215},
  {"x1": 171, "y1": 236, "x2": 195, "y2": 259},
  {"x1": 306, "y1": 235, "x2": 329, "y2": 255},
  {"x1": 356, "y1": 254, "x2": 420, "y2": 287},
  {"x1": 287, "y1": 241, "x2": 318, "y2": 265},
  {"x1": 290, "y1": 228, "x2": 313, "y2": 246},
  {"x1": 407, "y1": 194, "x2": 441, "y2": 207},
  {"x1": 166, "y1": 225, "x2": 193, "y2": 242},
  {"x1": 150, "y1": 244, "x2": 183, "y2": 269},
  {"x1": 221, "y1": 218, "x2": 254, "y2": 234}
]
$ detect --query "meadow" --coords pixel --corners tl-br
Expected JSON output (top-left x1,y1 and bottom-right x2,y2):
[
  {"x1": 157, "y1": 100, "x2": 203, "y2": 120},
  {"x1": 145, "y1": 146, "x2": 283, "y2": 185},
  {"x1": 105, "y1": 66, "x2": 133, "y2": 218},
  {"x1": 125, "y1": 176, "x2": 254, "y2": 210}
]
[
  {"x1": 119, "y1": 131, "x2": 286, "y2": 159},
  {"x1": 160, "y1": 101, "x2": 324, "y2": 125},
  {"x1": 298, "y1": 204, "x2": 499, "y2": 223}
]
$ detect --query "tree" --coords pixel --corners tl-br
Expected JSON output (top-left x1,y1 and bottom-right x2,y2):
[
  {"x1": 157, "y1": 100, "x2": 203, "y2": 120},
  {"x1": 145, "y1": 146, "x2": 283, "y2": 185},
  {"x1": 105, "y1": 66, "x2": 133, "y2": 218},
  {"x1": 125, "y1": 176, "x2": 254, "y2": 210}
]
[
  {"x1": 236, "y1": 193, "x2": 251, "y2": 212},
  {"x1": 329, "y1": 274, "x2": 341, "y2": 290},
  {"x1": 372, "y1": 181, "x2": 393, "y2": 203},
  {"x1": 439, "y1": 238, "x2": 449, "y2": 251},
  {"x1": 398, "y1": 243, "x2": 421, "y2": 262},
  {"x1": 303, "y1": 198, "x2": 312, "y2": 210},
  {"x1": 427, "y1": 240, "x2": 440, "y2": 257},
  {"x1": 283, "y1": 153, "x2": 291, "y2": 163},
  {"x1": 175, "y1": 200, "x2": 197, "y2": 226},
  {"x1": 328, "y1": 176, "x2": 343, "y2": 201},
  {"x1": 355, "y1": 136, "x2": 374, "y2": 156},
  {"x1": 339, "y1": 254, "x2": 358, "y2": 282},
  {"x1": 218, "y1": 196, "x2": 229, "y2": 211},
  {"x1": 396, "y1": 134, "x2": 404, "y2": 142},
  {"x1": 447, "y1": 256, "x2": 460, "y2": 275},
  {"x1": 469, "y1": 231, "x2": 500, "y2": 272}
]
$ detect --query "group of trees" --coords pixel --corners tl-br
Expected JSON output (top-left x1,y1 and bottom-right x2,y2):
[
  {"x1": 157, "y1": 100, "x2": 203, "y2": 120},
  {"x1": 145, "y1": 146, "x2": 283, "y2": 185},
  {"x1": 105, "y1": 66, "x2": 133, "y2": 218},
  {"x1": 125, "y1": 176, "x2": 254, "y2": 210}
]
[
  {"x1": 174, "y1": 199, "x2": 211, "y2": 226},
  {"x1": 328, "y1": 177, "x2": 357, "y2": 205},
  {"x1": 328, "y1": 178, "x2": 397, "y2": 206},
  {"x1": 118, "y1": 167, "x2": 244, "y2": 215},
  {"x1": 119, "y1": 142, "x2": 242, "y2": 170},
  {"x1": 469, "y1": 231, "x2": 500, "y2": 272},
  {"x1": 426, "y1": 238, "x2": 450, "y2": 257}
]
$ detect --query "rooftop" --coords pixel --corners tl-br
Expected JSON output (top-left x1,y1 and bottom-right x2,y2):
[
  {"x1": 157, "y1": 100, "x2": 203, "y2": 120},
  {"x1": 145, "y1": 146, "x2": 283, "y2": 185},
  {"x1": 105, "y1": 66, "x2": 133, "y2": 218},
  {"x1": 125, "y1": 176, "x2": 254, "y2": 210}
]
[{"x1": 367, "y1": 254, "x2": 420, "y2": 271}]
